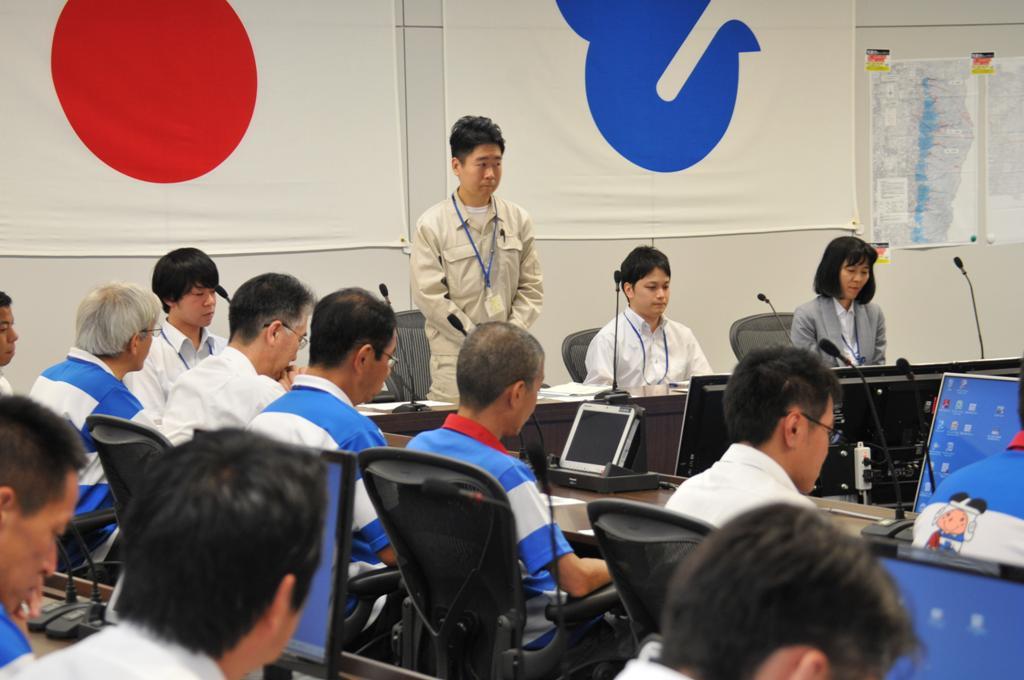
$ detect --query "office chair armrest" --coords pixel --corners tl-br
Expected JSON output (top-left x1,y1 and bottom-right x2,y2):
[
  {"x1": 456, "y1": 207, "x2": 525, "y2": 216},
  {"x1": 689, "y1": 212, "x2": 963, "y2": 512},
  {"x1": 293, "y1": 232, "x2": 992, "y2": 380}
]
[
  {"x1": 66, "y1": 508, "x2": 118, "y2": 536},
  {"x1": 545, "y1": 584, "x2": 619, "y2": 623},
  {"x1": 348, "y1": 567, "x2": 402, "y2": 597}
]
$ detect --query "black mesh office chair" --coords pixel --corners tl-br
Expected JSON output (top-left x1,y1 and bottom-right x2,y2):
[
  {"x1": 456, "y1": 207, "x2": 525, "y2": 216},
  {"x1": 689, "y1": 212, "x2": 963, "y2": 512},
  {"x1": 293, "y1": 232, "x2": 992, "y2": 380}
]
[
  {"x1": 587, "y1": 499, "x2": 713, "y2": 644},
  {"x1": 561, "y1": 328, "x2": 600, "y2": 383},
  {"x1": 728, "y1": 312, "x2": 794, "y2": 361},
  {"x1": 386, "y1": 310, "x2": 432, "y2": 401},
  {"x1": 85, "y1": 414, "x2": 172, "y2": 526},
  {"x1": 360, "y1": 447, "x2": 617, "y2": 680}
]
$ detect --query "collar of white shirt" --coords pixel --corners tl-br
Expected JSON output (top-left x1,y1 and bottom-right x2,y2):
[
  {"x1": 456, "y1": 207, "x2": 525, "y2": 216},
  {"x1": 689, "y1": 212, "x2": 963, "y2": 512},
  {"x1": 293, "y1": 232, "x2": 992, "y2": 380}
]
[
  {"x1": 721, "y1": 442, "x2": 804, "y2": 496},
  {"x1": 291, "y1": 374, "x2": 355, "y2": 408},
  {"x1": 160, "y1": 317, "x2": 213, "y2": 355},
  {"x1": 218, "y1": 346, "x2": 260, "y2": 376},
  {"x1": 67, "y1": 347, "x2": 116, "y2": 377},
  {"x1": 120, "y1": 623, "x2": 224, "y2": 679},
  {"x1": 623, "y1": 306, "x2": 666, "y2": 337},
  {"x1": 832, "y1": 298, "x2": 856, "y2": 322}
]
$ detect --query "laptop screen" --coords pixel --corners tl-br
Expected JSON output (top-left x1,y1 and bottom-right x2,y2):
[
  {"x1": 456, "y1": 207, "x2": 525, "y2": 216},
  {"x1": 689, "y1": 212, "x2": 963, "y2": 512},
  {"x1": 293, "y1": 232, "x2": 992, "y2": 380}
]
[
  {"x1": 914, "y1": 373, "x2": 1019, "y2": 513},
  {"x1": 881, "y1": 552, "x2": 1022, "y2": 678}
]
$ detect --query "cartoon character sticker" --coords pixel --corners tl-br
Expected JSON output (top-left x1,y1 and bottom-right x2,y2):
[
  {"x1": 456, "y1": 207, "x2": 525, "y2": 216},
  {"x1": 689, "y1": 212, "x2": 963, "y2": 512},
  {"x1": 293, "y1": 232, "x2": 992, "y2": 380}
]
[{"x1": 925, "y1": 492, "x2": 988, "y2": 554}]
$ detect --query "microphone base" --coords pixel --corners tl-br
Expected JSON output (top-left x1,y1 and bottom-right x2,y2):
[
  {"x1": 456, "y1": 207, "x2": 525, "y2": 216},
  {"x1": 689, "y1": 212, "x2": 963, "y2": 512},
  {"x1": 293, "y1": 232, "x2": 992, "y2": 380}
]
[
  {"x1": 393, "y1": 402, "x2": 431, "y2": 413},
  {"x1": 594, "y1": 388, "x2": 631, "y2": 404}
]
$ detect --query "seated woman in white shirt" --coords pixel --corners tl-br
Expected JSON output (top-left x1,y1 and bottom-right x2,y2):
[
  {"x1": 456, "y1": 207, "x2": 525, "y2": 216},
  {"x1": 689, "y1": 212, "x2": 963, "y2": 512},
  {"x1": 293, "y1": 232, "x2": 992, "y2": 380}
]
[
  {"x1": 791, "y1": 236, "x2": 886, "y2": 367},
  {"x1": 584, "y1": 246, "x2": 712, "y2": 388}
]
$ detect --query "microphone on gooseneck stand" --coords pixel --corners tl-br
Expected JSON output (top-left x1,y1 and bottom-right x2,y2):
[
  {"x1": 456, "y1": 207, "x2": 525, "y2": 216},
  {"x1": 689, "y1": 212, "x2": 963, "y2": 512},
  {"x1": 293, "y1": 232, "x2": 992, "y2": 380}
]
[
  {"x1": 378, "y1": 283, "x2": 392, "y2": 307},
  {"x1": 379, "y1": 282, "x2": 430, "y2": 412},
  {"x1": 896, "y1": 357, "x2": 937, "y2": 495},
  {"x1": 46, "y1": 523, "x2": 105, "y2": 639},
  {"x1": 757, "y1": 293, "x2": 793, "y2": 340},
  {"x1": 953, "y1": 257, "x2": 985, "y2": 359},
  {"x1": 214, "y1": 285, "x2": 231, "y2": 303},
  {"x1": 596, "y1": 270, "x2": 630, "y2": 404},
  {"x1": 818, "y1": 339, "x2": 904, "y2": 521},
  {"x1": 28, "y1": 540, "x2": 85, "y2": 631}
]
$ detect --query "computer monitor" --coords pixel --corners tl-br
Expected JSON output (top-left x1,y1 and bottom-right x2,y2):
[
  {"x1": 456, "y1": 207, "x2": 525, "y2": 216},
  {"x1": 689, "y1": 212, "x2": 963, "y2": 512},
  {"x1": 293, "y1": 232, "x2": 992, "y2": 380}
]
[
  {"x1": 560, "y1": 402, "x2": 639, "y2": 474},
  {"x1": 913, "y1": 373, "x2": 1019, "y2": 513},
  {"x1": 675, "y1": 373, "x2": 731, "y2": 477},
  {"x1": 280, "y1": 449, "x2": 357, "y2": 678},
  {"x1": 875, "y1": 546, "x2": 1024, "y2": 679}
]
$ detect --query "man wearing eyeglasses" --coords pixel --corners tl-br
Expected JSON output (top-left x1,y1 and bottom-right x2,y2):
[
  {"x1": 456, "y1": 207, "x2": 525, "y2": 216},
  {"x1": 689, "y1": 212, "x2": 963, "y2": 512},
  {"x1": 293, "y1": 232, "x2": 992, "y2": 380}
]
[
  {"x1": 250, "y1": 288, "x2": 398, "y2": 638},
  {"x1": 666, "y1": 346, "x2": 841, "y2": 527},
  {"x1": 162, "y1": 273, "x2": 314, "y2": 445},
  {"x1": 29, "y1": 282, "x2": 162, "y2": 552}
]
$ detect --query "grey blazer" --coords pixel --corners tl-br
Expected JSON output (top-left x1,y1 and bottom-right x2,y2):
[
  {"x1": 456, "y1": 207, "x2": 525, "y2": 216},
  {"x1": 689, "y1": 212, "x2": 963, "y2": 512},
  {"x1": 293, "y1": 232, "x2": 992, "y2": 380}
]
[{"x1": 790, "y1": 295, "x2": 886, "y2": 367}]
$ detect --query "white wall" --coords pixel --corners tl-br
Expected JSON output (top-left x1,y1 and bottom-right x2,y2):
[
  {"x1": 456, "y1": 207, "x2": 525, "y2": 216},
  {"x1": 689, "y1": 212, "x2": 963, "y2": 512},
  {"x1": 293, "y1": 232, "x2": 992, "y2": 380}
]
[{"x1": 2, "y1": 0, "x2": 1021, "y2": 392}]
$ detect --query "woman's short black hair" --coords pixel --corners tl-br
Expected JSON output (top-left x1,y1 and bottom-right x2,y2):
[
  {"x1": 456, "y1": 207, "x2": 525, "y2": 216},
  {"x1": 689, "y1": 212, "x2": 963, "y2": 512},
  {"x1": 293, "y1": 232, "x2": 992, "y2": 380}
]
[{"x1": 813, "y1": 236, "x2": 878, "y2": 303}]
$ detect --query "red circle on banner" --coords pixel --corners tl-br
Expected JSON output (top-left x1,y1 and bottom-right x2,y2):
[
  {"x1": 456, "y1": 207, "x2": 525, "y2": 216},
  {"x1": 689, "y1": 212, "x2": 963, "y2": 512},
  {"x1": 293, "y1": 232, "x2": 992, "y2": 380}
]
[{"x1": 51, "y1": 0, "x2": 257, "y2": 184}]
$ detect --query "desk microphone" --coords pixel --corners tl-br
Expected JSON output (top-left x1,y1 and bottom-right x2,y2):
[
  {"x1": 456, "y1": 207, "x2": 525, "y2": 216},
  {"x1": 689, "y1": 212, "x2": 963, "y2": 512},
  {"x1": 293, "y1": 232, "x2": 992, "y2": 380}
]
[
  {"x1": 378, "y1": 282, "x2": 392, "y2": 307},
  {"x1": 214, "y1": 285, "x2": 231, "y2": 303},
  {"x1": 379, "y1": 282, "x2": 430, "y2": 412},
  {"x1": 757, "y1": 293, "x2": 792, "y2": 339},
  {"x1": 28, "y1": 540, "x2": 85, "y2": 631},
  {"x1": 46, "y1": 523, "x2": 105, "y2": 639},
  {"x1": 596, "y1": 270, "x2": 629, "y2": 404},
  {"x1": 896, "y1": 357, "x2": 937, "y2": 495},
  {"x1": 953, "y1": 257, "x2": 985, "y2": 359},
  {"x1": 447, "y1": 314, "x2": 468, "y2": 337},
  {"x1": 818, "y1": 339, "x2": 904, "y2": 519}
]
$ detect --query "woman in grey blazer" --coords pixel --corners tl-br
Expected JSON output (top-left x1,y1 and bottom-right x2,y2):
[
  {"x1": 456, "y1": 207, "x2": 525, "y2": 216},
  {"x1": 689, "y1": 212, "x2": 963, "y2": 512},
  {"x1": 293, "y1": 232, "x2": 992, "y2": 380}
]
[{"x1": 791, "y1": 236, "x2": 886, "y2": 366}]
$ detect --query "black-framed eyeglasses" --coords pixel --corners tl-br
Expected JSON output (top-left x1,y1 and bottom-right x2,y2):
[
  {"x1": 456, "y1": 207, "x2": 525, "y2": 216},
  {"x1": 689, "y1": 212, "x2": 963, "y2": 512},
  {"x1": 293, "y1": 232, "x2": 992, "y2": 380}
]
[
  {"x1": 800, "y1": 412, "x2": 845, "y2": 445},
  {"x1": 265, "y1": 322, "x2": 308, "y2": 349}
]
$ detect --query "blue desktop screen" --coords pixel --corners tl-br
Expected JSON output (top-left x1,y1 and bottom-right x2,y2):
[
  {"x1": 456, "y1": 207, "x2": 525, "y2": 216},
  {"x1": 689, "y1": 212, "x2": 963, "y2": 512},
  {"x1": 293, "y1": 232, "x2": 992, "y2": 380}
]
[
  {"x1": 284, "y1": 459, "x2": 343, "y2": 663},
  {"x1": 914, "y1": 374, "x2": 1019, "y2": 513},
  {"x1": 883, "y1": 556, "x2": 1021, "y2": 679}
]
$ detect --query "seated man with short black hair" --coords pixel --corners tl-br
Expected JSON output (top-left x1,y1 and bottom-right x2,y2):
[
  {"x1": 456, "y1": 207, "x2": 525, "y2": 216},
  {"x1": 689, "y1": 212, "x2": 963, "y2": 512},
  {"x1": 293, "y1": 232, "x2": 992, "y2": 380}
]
[
  {"x1": 0, "y1": 292, "x2": 18, "y2": 396},
  {"x1": 408, "y1": 322, "x2": 610, "y2": 649},
  {"x1": 21, "y1": 430, "x2": 327, "y2": 680},
  {"x1": 666, "y1": 346, "x2": 840, "y2": 527},
  {"x1": 616, "y1": 504, "x2": 916, "y2": 680},
  {"x1": 162, "y1": 273, "x2": 315, "y2": 444},
  {"x1": 0, "y1": 397, "x2": 85, "y2": 675}
]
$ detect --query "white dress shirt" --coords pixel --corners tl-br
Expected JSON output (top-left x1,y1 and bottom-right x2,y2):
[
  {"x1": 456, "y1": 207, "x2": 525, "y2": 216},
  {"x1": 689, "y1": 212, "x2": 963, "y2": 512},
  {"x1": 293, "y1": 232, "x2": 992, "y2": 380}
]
[
  {"x1": 584, "y1": 307, "x2": 712, "y2": 387},
  {"x1": 126, "y1": 319, "x2": 226, "y2": 420},
  {"x1": 0, "y1": 371, "x2": 11, "y2": 396},
  {"x1": 18, "y1": 623, "x2": 224, "y2": 679},
  {"x1": 161, "y1": 346, "x2": 285, "y2": 445},
  {"x1": 615, "y1": 659, "x2": 694, "y2": 680},
  {"x1": 665, "y1": 443, "x2": 815, "y2": 527},
  {"x1": 832, "y1": 299, "x2": 860, "y2": 365}
]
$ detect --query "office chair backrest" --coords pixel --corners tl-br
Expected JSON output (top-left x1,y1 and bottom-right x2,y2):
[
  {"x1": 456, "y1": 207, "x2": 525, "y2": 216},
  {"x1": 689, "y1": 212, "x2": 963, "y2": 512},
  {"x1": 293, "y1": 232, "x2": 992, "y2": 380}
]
[
  {"x1": 561, "y1": 328, "x2": 599, "y2": 383},
  {"x1": 386, "y1": 310, "x2": 432, "y2": 401},
  {"x1": 588, "y1": 499, "x2": 713, "y2": 643},
  {"x1": 360, "y1": 447, "x2": 524, "y2": 679},
  {"x1": 728, "y1": 312, "x2": 795, "y2": 361},
  {"x1": 85, "y1": 414, "x2": 172, "y2": 527}
]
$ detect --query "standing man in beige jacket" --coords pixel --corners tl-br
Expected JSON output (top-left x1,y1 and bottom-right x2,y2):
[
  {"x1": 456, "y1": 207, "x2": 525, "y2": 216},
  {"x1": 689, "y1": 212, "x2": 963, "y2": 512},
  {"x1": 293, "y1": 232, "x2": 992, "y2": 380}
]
[{"x1": 410, "y1": 116, "x2": 543, "y2": 402}]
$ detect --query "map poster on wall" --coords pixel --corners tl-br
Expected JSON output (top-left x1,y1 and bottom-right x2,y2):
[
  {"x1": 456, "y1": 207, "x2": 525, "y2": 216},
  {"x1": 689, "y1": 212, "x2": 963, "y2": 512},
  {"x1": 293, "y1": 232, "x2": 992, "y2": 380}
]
[
  {"x1": 871, "y1": 59, "x2": 979, "y2": 247},
  {"x1": 987, "y1": 56, "x2": 1024, "y2": 245}
]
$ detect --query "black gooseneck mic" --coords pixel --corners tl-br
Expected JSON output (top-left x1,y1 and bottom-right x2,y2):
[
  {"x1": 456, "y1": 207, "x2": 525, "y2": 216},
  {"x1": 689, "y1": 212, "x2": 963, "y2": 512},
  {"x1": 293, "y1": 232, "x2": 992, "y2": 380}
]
[
  {"x1": 447, "y1": 314, "x2": 468, "y2": 336},
  {"x1": 896, "y1": 357, "x2": 937, "y2": 495},
  {"x1": 953, "y1": 257, "x2": 984, "y2": 359},
  {"x1": 757, "y1": 293, "x2": 792, "y2": 339},
  {"x1": 596, "y1": 270, "x2": 630, "y2": 404},
  {"x1": 818, "y1": 339, "x2": 904, "y2": 519},
  {"x1": 46, "y1": 523, "x2": 105, "y2": 639},
  {"x1": 214, "y1": 285, "x2": 231, "y2": 303},
  {"x1": 380, "y1": 282, "x2": 430, "y2": 412},
  {"x1": 28, "y1": 540, "x2": 84, "y2": 631}
]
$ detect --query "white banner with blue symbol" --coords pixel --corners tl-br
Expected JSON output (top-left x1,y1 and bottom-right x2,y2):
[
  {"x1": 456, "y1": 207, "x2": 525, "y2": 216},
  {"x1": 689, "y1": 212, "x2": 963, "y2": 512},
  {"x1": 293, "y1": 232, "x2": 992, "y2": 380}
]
[{"x1": 443, "y1": 0, "x2": 856, "y2": 239}]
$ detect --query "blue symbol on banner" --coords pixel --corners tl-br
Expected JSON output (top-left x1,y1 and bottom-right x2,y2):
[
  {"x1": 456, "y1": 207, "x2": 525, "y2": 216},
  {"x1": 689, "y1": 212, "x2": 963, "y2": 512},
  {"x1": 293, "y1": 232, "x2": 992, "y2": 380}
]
[{"x1": 556, "y1": 0, "x2": 760, "y2": 172}]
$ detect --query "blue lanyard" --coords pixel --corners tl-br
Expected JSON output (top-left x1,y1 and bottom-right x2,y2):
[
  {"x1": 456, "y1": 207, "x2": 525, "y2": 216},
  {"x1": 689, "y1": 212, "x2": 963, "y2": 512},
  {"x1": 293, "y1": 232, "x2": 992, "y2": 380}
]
[
  {"x1": 840, "y1": 307, "x2": 865, "y2": 366},
  {"x1": 623, "y1": 314, "x2": 670, "y2": 385},
  {"x1": 452, "y1": 194, "x2": 497, "y2": 289},
  {"x1": 162, "y1": 331, "x2": 213, "y2": 371}
]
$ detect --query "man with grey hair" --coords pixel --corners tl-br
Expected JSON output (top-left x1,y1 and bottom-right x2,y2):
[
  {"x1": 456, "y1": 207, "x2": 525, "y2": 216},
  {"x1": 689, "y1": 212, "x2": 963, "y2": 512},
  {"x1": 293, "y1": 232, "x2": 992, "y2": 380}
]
[
  {"x1": 408, "y1": 322, "x2": 610, "y2": 651},
  {"x1": 162, "y1": 273, "x2": 314, "y2": 444},
  {"x1": 29, "y1": 282, "x2": 161, "y2": 529}
]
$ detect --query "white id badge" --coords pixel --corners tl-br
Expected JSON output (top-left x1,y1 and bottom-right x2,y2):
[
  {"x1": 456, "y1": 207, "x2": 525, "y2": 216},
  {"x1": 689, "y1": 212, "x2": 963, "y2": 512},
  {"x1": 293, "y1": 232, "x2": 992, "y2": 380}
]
[{"x1": 485, "y1": 291, "x2": 506, "y2": 319}]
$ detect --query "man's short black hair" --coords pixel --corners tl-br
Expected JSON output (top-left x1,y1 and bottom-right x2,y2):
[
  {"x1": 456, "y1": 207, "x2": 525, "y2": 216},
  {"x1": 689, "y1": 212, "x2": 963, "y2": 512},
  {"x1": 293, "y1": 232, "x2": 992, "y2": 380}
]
[
  {"x1": 457, "y1": 322, "x2": 543, "y2": 411},
  {"x1": 724, "y1": 346, "x2": 840, "y2": 447},
  {"x1": 450, "y1": 115, "x2": 505, "y2": 162},
  {"x1": 117, "y1": 430, "x2": 326, "y2": 659},
  {"x1": 0, "y1": 291, "x2": 10, "y2": 308},
  {"x1": 308, "y1": 288, "x2": 396, "y2": 368},
  {"x1": 620, "y1": 246, "x2": 671, "y2": 287},
  {"x1": 228, "y1": 273, "x2": 315, "y2": 343},
  {"x1": 151, "y1": 248, "x2": 220, "y2": 314},
  {"x1": 813, "y1": 236, "x2": 878, "y2": 303},
  {"x1": 0, "y1": 397, "x2": 86, "y2": 515},
  {"x1": 660, "y1": 504, "x2": 917, "y2": 680}
]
